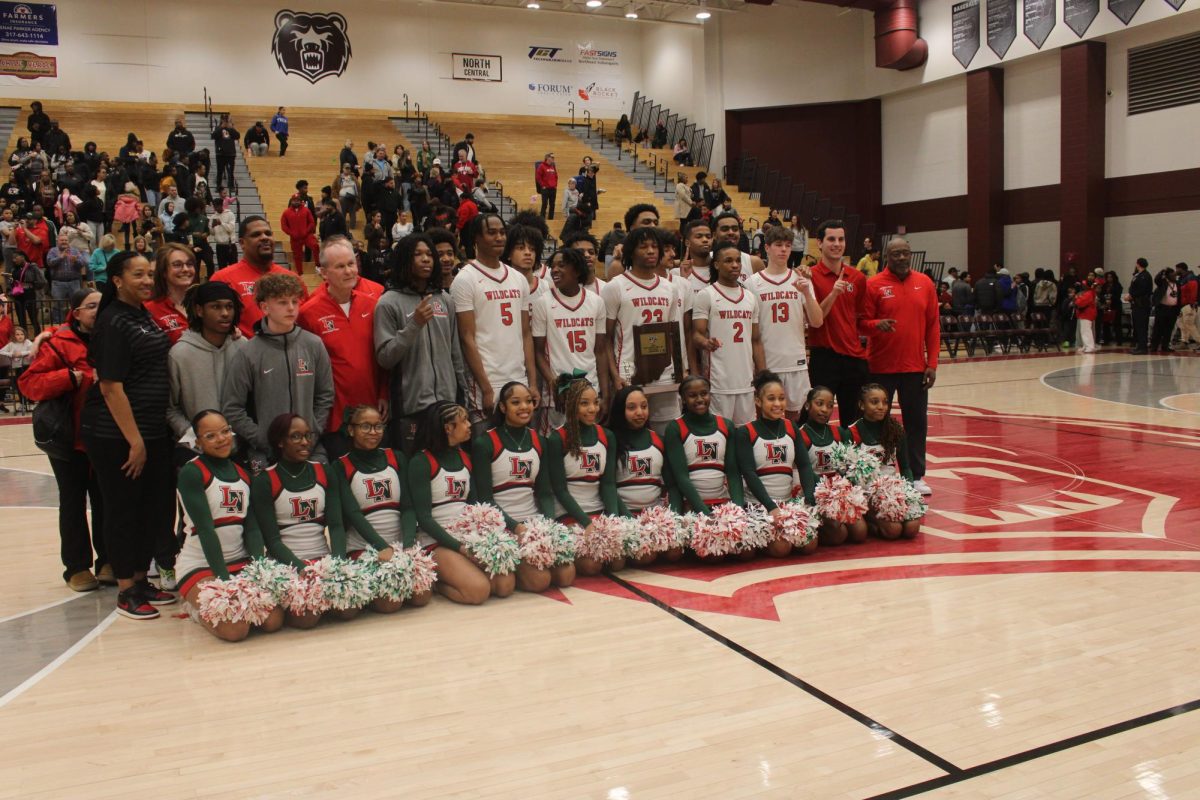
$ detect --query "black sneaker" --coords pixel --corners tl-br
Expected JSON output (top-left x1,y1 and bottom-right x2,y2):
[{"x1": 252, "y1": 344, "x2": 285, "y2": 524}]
[
  {"x1": 116, "y1": 588, "x2": 160, "y2": 620},
  {"x1": 137, "y1": 579, "x2": 178, "y2": 606}
]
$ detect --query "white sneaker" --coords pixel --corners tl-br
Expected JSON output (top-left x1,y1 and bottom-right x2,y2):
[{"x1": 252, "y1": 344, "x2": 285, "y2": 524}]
[{"x1": 913, "y1": 479, "x2": 933, "y2": 496}]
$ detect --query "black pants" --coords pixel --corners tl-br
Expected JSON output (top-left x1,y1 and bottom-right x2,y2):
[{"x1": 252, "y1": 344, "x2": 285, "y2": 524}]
[
  {"x1": 389, "y1": 412, "x2": 423, "y2": 456},
  {"x1": 215, "y1": 242, "x2": 238, "y2": 268},
  {"x1": 193, "y1": 242, "x2": 215, "y2": 280},
  {"x1": 215, "y1": 154, "x2": 235, "y2": 191},
  {"x1": 276, "y1": 132, "x2": 288, "y2": 156},
  {"x1": 320, "y1": 430, "x2": 350, "y2": 461},
  {"x1": 1150, "y1": 305, "x2": 1180, "y2": 351},
  {"x1": 808, "y1": 347, "x2": 869, "y2": 428},
  {"x1": 870, "y1": 371, "x2": 929, "y2": 480},
  {"x1": 85, "y1": 437, "x2": 176, "y2": 580},
  {"x1": 539, "y1": 187, "x2": 557, "y2": 220},
  {"x1": 48, "y1": 451, "x2": 107, "y2": 580},
  {"x1": 1130, "y1": 304, "x2": 1151, "y2": 351},
  {"x1": 12, "y1": 292, "x2": 40, "y2": 335}
]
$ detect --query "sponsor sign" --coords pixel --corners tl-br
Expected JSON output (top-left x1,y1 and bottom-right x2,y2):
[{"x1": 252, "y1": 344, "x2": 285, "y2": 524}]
[
  {"x1": 0, "y1": 49, "x2": 53, "y2": 78},
  {"x1": 576, "y1": 41, "x2": 618, "y2": 65},
  {"x1": 453, "y1": 52, "x2": 502, "y2": 82},
  {"x1": 0, "y1": 2, "x2": 56, "y2": 47},
  {"x1": 527, "y1": 79, "x2": 575, "y2": 106},
  {"x1": 528, "y1": 45, "x2": 571, "y2": 63},
  {"x1": 576, "y1": 80, "x2": 619, "y2": 103}
]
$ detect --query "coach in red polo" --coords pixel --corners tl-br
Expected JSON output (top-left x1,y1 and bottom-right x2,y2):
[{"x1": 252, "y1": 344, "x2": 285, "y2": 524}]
[
  {"x1": 808, "y1": 219, "x2": 869, "y2": 425},
  {"x1": 860, "y1": 237, "x2": 939, "y2": 495}
]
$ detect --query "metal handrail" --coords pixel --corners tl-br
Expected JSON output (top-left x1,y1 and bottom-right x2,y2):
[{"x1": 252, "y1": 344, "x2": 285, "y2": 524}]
[
  {"x1": 631, "y1": 141, "x2": 637, "y2": 173},
  {"x1": 583, "y1": 110, "x2": 591, "y2": 136},
  {"x1": 748, "y1": 217, "x2": 760, "y2": 229},
  {"x1": 403, "y1": 94, "x2": 409, "y2": 121},
  {"x1": 567, "y1": 101, "x2": 575, "y2": 128}
]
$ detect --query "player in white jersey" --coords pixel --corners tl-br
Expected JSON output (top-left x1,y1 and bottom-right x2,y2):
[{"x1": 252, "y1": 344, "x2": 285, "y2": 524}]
[
  {"x1": 746, "y1": 223, "x2": 826, "y2": 418},
  {"x1": 711, "y1": 211, "x2": 764, "y2": 281},
  {"x1": 587, "y1": 203, "x2": 660, "y2": 279},
  {"x1": 449, "y1": 213, "x2": 539, "y2": 429},
  {"x1": 673, "y1": 219, "x2": 715, "y2": 296},
  {"x1": 562, "y1": 230, "x2": 608, "y2": 292},
  {"x1": 691, "y1": 242, "x2": 765, "y2": 426},
  {"x1": 532, "y1": 247, "x2": 611, "y2": 402},
  {"x1": 504, "y1": 224, "x2": 550, "y2": 310},
  {"x1": 602, "y1": 226, "x2": 682, "y2": 434},
  {"x1": 655, "y1": 229, "x2": 697, "y2": 376}
]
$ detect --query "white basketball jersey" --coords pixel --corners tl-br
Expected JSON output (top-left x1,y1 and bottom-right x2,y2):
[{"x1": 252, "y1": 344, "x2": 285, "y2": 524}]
[
  {"x1": 616, "y1": 431, "x2": 667, "y2": 511},
  {"x1": 602, "y1": 272, "x2": 678, "y2": 387},
  {"x1": 532, "y1": 287, "x2": 606, "y2": 391},
  {"x1": 744, "y1": 420, "x2": 798, "y2": 503},
  {"x1": 421, "y1": 449, "x2": 473, "y2": 548},
  {"x1": 176, "y1": 459, "x2": 252, "y2": 579},
  {"x1": 526, "y1": 273, "x2": 550, "y2": 311},
  {"x1": 486, "y1": 428, "x2": 544, "y2": 523},
  {"x1": 449, "y1": 261, "x2": 529, "y2": 388},
  {"x1": 693, "y1": 284, "x2": 759, "y2": 394},
  {"x1": 268, "y1": 463, "x2": 331, "y2": 561},
  {"x1": 739, "y1": 251, "x2": 755, "y2": 282},
  {"x1": 671, "y1": 263, "x2": 712, "y2": 296},
  {"x1": 676, "y1": 417, "x2": 731, "y2": 503},
  {"x1": 339, "y1": 451, "x2": 404, "y2": 552},
  {"x1": 747, "y1": 269, "x2": 811, "y2": 374}
]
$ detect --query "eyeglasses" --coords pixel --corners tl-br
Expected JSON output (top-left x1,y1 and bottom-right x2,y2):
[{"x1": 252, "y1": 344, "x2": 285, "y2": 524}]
[
  {"x1": 200, "y1": 426, "x2": 234, "y2": 442},
  {"x1": 287, "y1": 432, "x2": 317, "y2": 443},
  {"x1": 79, "y1": 302, "x2": 100, "y2": 310},
  {"x1": 351, "y1": 423, "x2": 386, "y2": 433}
]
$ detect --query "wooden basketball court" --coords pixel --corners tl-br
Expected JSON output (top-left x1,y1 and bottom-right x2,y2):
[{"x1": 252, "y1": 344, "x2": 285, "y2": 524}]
[{"x1": 2, "y1": 351, "x2": 1198, "y2": 799}]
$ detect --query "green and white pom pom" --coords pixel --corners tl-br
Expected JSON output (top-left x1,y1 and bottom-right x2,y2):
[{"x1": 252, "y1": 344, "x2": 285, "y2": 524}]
[
  {"x1": 903, "y1": 480, "x2": 928, "y2": 522},
  {"x1": 520, "y1": 516, "x2": 576, "y2": 568},
  {"x1": 308, "y1": 555, "x2": 374, "y2": 610},
  {"x1": 741, "y1": 505, "x2": 777, "y2": 552},
  {"x1": 239, "y1": 557, "x2": 298, "y2": 604},
  {"x1": 360, "y1": 546, "x2": 415, "y2": 603},
  {"x1": 828, "y1": 441, "x2": 882, "y2": 486},
  {"x1": 461, "y1": 528, "x2": 521, "y2": 577}
]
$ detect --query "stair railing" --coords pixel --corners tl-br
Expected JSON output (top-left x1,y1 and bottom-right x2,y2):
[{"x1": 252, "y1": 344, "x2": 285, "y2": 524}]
[
  {"x1": 567, "y1": 101, "x2": 575, "y2": 128},
  {"x1": 583, "y1": 110, "x2": 591, "y2": 136},
  {"x1": 403, "y1": 94, "x2": 409, "y2": 121}
]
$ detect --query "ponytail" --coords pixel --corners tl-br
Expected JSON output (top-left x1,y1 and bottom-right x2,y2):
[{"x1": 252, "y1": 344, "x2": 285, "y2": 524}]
[{"x1": 97, "y1": 250, "x2": 144, "y2": 314}]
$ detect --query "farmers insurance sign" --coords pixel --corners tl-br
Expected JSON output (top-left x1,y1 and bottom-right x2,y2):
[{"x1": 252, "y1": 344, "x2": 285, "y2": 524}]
[{"x1": 453, "y1": 53, "x2": 502, "y2": 82}]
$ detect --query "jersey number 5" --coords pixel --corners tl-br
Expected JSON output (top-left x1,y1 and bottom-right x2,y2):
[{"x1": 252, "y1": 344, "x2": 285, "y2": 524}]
[{"x1": 500, "y1": 302, "x2": 513, "y2": 326}]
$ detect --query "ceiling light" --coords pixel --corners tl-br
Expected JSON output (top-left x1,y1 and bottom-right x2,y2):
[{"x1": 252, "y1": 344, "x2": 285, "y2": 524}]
[
  {"x1": 586, "y1": 0, "x2": 603, "y2": 7},
  {"x1": 695, "y1": 9, "x2": 711, "y2": 19},
  {"x1": 527, "y1": 1, "x2": 539, "y2": 7},
  {"x1": 625, "y1": 6, "x2": 638, "y2": 17}
]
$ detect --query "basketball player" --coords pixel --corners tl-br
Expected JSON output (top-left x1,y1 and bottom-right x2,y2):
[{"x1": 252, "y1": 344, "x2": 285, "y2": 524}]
[
  {"x1": 562, "y1": 231, "x2": 608, "y2": 293},
  {"x1": 711, "y1": 211, "x2": 764, "y2": 280},
  {"x1": 607, "y1": 203, "x2": 661, "y2": 277},
  {"x1": 674, "y1": 219, "x2": 714, "y2": 296},
  {"x1": 691, "y1": 242, "x2": 764, "y2": 425},
  {"x1": 450, "y1": 213, "x2": 540, "y2": 431},
  {"x1": 531, "y1": 248, "x2": 611, "y2": 403},
  {"x1": 746, "y1": 225, "x2": 825, "y2": 419}
]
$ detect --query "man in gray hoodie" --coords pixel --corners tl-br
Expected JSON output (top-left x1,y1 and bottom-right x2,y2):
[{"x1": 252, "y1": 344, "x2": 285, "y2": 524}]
[
  {"x1": 167, "y1": 282, "x2": 246, "y2": 454},
  {"x1": 374, "y1": 232, "x2": 467, "y2": 453},
  {"x1": 222, "y1": 272, "x2": 333, "y2": 469}
]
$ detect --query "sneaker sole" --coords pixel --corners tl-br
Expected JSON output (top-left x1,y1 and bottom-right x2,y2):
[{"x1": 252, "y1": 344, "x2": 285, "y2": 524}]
[
  {"x1": 67, "y1": 581, "x2": 100, "y2": 592},
  {"x1": 116, "y1": 606, "x2": 160, "y2": 620},
  {"x1": 144, "y1": 594, "x2": 178, "y2": 607}
]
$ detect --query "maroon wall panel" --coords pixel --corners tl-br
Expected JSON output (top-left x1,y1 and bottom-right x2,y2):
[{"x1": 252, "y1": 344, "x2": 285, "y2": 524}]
[
  {"x1": 1060, "y1": 41, "x2": 1107, "y2": 275},
  {"x1": 966, "y1": 68, "x2": 1005, "y2": 279}
]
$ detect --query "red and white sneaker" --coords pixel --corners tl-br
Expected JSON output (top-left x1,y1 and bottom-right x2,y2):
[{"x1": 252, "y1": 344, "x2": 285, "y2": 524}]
[{"x1": 116, "y1": 588, "x2": 160, "y2": 620}]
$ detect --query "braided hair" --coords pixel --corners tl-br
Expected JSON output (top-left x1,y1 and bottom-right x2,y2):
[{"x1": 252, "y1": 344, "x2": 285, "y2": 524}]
[{"x1": 557, "y1": 374, "x2": 594, "y2": 459}]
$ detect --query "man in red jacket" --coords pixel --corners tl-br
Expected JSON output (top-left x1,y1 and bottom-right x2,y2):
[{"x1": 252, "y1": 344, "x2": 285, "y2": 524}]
[
  {"x1": 15, "y1": 208, "x2": 51, "y2": 266},
  {"x1": 535, "y1": 152, "x2": 558, "y2": 221},
  {"x1": 860, "y1": 237, "x2": 940, "y2": 495},
  {"x1": 211, "y1": 216, "x2": 307, "y2": 338},
  {"x1": 280, "y1": 193, "x2": 318, "y2": 275}
]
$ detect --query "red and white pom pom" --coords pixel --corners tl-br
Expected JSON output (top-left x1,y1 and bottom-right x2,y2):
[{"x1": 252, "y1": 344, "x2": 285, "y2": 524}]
[
  {"x1": 774, "y1": 502, "x2": 819, "y2": 548},
  {"x1": 741, "y1": 505, "x2": 776, "y2": 552},
  {"x1": 867, "y1": 473, "x2": 910, "y2": 523},
  {"x1": 448, "y1": 503, "x2": 507, "y2": 540},
  {"x1": 690, "y1": 503, "x2": 748, "y2": 558},
  {"x1": 637, "y1": 505, "x2": 682, "y2": 553},
  {"x1": 196, "y1": 576, "x2": 275, "y2": 626},
  {"x1": 517, "y1": 517, "x2": 561, "y2": 570},
  {"x1": 284, "y1": 568, "x2": 329, "y2": 615},
  {"x1": 578, "y1": 515, "x2": 627, "y2": 562},
  {"x1": 407, "y1": 546, "x2": 438, "y2": 595},
  {"x1": 815, "y1": 475, "x2": 868, "y2": 524}
]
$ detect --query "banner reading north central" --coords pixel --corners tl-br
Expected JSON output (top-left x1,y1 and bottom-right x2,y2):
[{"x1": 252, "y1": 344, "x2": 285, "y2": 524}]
[{"x1": 453, "y1": 53, "x2": 502, "y2": 82}]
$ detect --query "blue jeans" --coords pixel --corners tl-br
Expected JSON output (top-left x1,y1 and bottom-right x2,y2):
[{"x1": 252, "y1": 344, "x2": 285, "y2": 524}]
[{"x1": 51, "y1": 279, "x2": 78, "y2": 325}]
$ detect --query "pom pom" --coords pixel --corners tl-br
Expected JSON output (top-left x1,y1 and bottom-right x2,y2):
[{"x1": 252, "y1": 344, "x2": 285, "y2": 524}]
[
  {"x1": 359, "y1": 546, "x2": 415, "y2": 603},
  {"x1": 637, "y1": 505, "x2": 686, "y2": 553},
  {"x1": 196, "y1": 576, "x2": 274, "y2": 626},
  {"x1": 283, "y1": 569, "x2": 328, "y2": 615},
  {"x1": 867, "y1": 474, "x2": 910, "y2": 523},
  {"x1": 903, "y1": 481, "x2": 928, "y2": 522},
  {"x1": 774, "y1": 501, "x2": 819, "y2": 548},
  {"x1": 690, "y1": 503, "x2": 748, "y2": 558},
  {"x1": 447, "y1": 503, "x2": 507, "y2": 541},
  {"x1": 407, "y1": 546, "x2": 438, "y2": 595},
  {"x1": 577, "y1": 515, "x2": 628, "y2": 563},
  {"x1": 307, "y1": 555, "x2": 374, "y2": 611},
  {"x1": 620, "y1": 517, "x2": 652, "y2": 560},
  {"x1": 519, "y1": 516, "x2": 576, "y2": 568},
  {"x1": 239, "y1": 558, "x2": 297, "y2": 604},
  {"x1": 741, "y1": 505, "x2": 776, "y2": 552},
  {"x1": 828, "y1": 441, "x2": 881, "y2": 486},
  {"x1": 461, "y1": 528, "x2": 521, "y2": 577},
  {"x1": 814, "y1": 475, "x2": 868, "y2": 524}
]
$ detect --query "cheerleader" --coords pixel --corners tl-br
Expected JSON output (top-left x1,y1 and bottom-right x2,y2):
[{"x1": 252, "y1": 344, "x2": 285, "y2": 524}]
[
  {"x1": 546, "y1": 374, "x2": 620, "y2": 577},
  {"x1": 338, "y1": 405, "x2": 423, "y2": 614},
  {"x1": 470, "y1": 382, "x2": 555, "y2": 596},
  {"x1": 849, "y1": 383, "x2": 919, "y2": 540},
  {"x1": 252, "y1": 413, "x2": 360, "y2": 627},
  {"x1": 664, "y1": 375, "x2": 744, "y2": 512},
  {"x1": 175, "y1": 410, "x2": 283, "y2": 642},
  {"x1": 799, "y1": 385, "x2": 866, "y2": 545},
  {"x1": 735, "y1": 372, "x2": 818, "y2": 557},
  {"x1": 609, "y1": 384, "x2": 683, "y2": 565},
  {"x1": 407, "y1": 402, "x2": 498, "y2": 605}
]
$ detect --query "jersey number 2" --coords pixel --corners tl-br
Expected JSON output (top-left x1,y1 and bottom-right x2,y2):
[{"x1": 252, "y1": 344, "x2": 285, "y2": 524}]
[{"x1": 732, "y1": 321, "x2": 745, "y2": 343}]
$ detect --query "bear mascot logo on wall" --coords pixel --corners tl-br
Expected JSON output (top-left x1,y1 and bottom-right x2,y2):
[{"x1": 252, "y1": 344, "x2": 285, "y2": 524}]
[{"x1": 271, "y1": 10, "x2": 352, "y2": 83}]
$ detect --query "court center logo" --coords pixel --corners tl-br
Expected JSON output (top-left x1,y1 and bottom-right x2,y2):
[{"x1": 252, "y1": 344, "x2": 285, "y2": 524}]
[{"x1": 271, "y1": 10, "x2": 352, "y2": 83}]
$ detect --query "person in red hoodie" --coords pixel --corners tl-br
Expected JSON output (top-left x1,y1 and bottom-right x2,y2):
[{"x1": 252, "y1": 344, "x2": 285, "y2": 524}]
[
  {"x1": 280, "y1": 193, "x2": 318, "y2": 275},
  {"x1": 1074, "y1": 276, "x2": 1098, "y2": 354},
  {"x1": 859, "y1": 237, "x2": 940, "y2": 496},
  {"x1": 19, "y1": 287, "x2": 110, "y2": 591},
  {"x1": 456, "y1": 194, "x2": 479, "y2": 233},
  {"x1": 211, "y1": 216, "x2": 308, "y2": 338},
  {"x1": 297, "y1": 236, "x2": 387, "y2": 459},
  {"x1": 535, "y1": 152, "x2": 558, "y2": 221},
  {"x1": 15, "y1": 207, "x2": 51, "y2": 267}
]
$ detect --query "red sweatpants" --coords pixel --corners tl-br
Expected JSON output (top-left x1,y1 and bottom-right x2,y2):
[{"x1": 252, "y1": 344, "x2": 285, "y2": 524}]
[{"x1": 289, "y1": 235, "x2": 319, "y2": 274}]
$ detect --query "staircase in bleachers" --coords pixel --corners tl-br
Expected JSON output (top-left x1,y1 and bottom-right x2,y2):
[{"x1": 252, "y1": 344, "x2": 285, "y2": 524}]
[
  {"x1": 184, "y1": 111, "x2": 289, "y2": 266},
  {"x1": 0, "y1": 107, "x2": 21, "y2": 155},
  {"x1": 560, "y1": 123, "x2": 676, "y2": 206}
]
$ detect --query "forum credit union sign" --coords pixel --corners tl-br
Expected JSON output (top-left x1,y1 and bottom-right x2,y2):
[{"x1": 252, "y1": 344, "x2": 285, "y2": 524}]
[{"x1": 452, "y1": 53, "x2": 502, "y2": 82}]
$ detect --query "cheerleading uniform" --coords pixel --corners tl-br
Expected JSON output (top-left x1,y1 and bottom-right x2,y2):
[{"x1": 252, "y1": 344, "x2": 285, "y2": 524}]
[
  {"x1": 175, "y1": 454, "x2": 263, "y2": 597},
  {"x1": 252, "y1": 460, "x2": 345, "y2": 569},
  {"x1": 614, "y1": 428, "x2": 676, "y2": 512},
  {"x1": 337, "y1": 448, "x2": 415, "y2": 554},
  {"x1": 735, "y1": 418, "x2": 816, "y2": 511},
  {"x1": 471, "y1": 425, "x2": 554, "y2": 530},
  {"x1": 848, "y1": 418, "x2": 913, "y2": 479},
  {"x1": 408, "y1": 447, "x2": 475, "y2": 551},
  {"x1": 546, "y1": 424, "x2": 620, "y2": 526},
  {"x1": 664, "y1": 411, "x2": 743, "y2": 511}
]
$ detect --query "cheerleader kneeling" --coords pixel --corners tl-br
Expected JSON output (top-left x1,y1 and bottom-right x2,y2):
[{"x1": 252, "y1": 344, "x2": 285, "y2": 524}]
[
  {"x1": 849, "y1": 384, "x2": 922, "y2": 540},
  {"x1": 176, "y1": 410, "x2": 284, "y2": 641},
  {"x1": 799, "y1": 386, "x2": 868, "y2": 545},
  {"x1": 609, "y1": 385, "x2": 682, "y2": 566}
]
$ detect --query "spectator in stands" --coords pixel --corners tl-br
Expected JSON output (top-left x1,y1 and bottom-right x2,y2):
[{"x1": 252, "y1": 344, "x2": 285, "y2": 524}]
[
  {"x1": 416, "y1": 140, "x2": 435, "y2": 177},
  {"x1": 166, "y1": 118, "x2": 195, "y2": 158},
  {"x1": 536, "y1": 153, "x2": 558, "y2": 220},
  {"x1": 136, "y1": 204, "x2": 165, "y2": 251},
  {"x1": 615, "y1": 114, "x2": 632, "y2": 145},
  {"x1": 652, "y1": 119, "x2": 668, "y2": 149},
  {"x1": 317, "y1": 194, "x2": 347, "y2": 242},
  {"x1": 998, "y1": 268, "x2": 1017, "y2": 314},
  {"x1": 210, "y1": 114, "x2": 239, "y2": 191},
  {"x1": 369, "y1": 146, "x2": 393, "y2": 181},
  {"x1": 375, "y1": 177, "x2": 401, "y2": 240},
  {"x1": 270, "y1": 107, "x2": 289, "y2": 157},
  {"x1": 5, "y1": 251, "x2": 44, "y2": 334},
  {"x1": 973, "y1": 265, "x2": 1001, "y2": 314},
  {"x1": 951, "y1": 270, "x2": 973, "y2": 315},
  {"x1": 452, "y1": 149, "x2": 479, "y2": 195},
  {"x1": 333, "y1": 163, "x2": 361, "y2": 230},
  {"x1": 244, "y1": 122, "x2": 270, "y2": 158},
  {"x1": 808, "y1": 219, "x2": 868, "y2": 426},
  {"x1": 16, "y1": 207, "x2": 51, "y2": 268},
  {"x1": 455, "y1": 192, "x2": 479, "y2": 234},
  {"x1": 280, "y1": 193, "x2": 318, "y2": 275},
  {"x1": 183, "y1": 198, "x2": 214, "y2": 279},
  {"x1": 26, "y1": 101, "x2": 49, "y2": 146},
  {"x1": 395, "y1": 148, "x2": 416, "y2": 211},
  {"x1": 408, "y1": 173, "x2": 430, "y2": 227},
  {"x1": 46, "y1": 231, "x2": 89, "y2": 324},
  {"x1": 1031, "y1": 268, "x2": 1056, "y2": 321},
  {"x1": 673, "y1": 138, "x2": 693, "y2": 167},
  {"x1": 674, "y1": 172, "x2": 694, "y2": 228},
  {"x1": 61, "y1": 210, "x2": 93, "y2": 254},
  {"x1": 338, "y1": 139, "x2": 358, "y2": 175},
  {"x1": 1125, "y1": 257, "x2": 1152, "y2": 354},
  {"x1": 453, "y1": 133, "x2": 477, "y2": 165},
  {"x1": 89, "y1": 234, "x2": 118, "y2": 284},
  {"x1": 211, "y1": 216, "x2": 305, "y2": 338},
  {"x1": 1150, "y1": 267, "x2": 1180, "y2": 353},
  {"x1": 391, "y1": 210, "x2": 413, "y2": 243},
  {"x1": 43, "y1": 121, "x2": 70, "y2": 158},
  {"x1": 562, "y1": 177, "x2": 579, "y2": 219},
  {"x1": 210, "y1": 197, "x2": 237, "y2": 268},
  {"x1": 857, "y1": 237, "x2": 879, "y2": 277}
]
